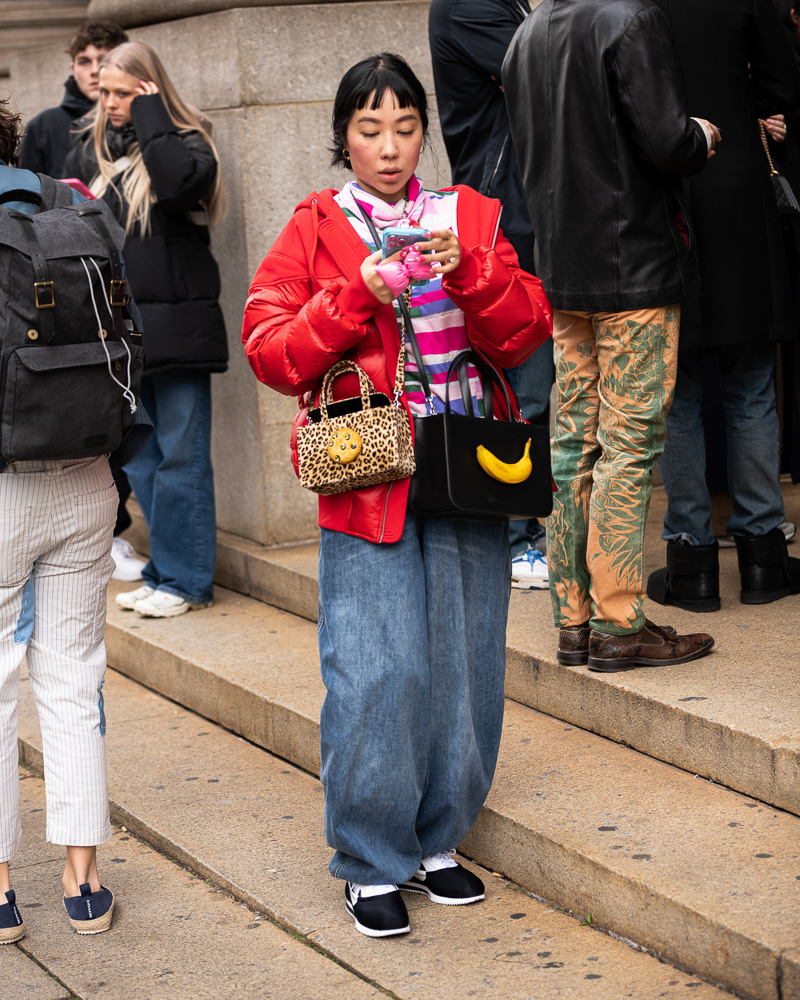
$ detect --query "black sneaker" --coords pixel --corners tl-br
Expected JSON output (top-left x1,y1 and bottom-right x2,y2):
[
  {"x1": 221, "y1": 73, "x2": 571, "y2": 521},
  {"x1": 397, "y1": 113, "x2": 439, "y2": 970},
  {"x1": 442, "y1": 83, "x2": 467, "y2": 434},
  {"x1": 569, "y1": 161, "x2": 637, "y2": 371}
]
[
  {"x1": 400, "y1": 851, "x2": 485, "y2": 905},
  {"x1": 0, "y1": 889, "x2": 25, "y2": 944},
  {"x1": 345, "y1": 883, "x2": 410, "y2": 938}
]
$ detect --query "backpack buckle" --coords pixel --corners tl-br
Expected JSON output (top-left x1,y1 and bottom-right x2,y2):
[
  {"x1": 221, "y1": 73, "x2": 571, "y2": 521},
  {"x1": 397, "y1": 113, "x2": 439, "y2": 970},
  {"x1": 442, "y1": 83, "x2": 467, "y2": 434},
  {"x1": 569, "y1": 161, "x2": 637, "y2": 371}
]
[
  {"x1": 110, "y1": 279, "x2": 127, "y2": 307},
  {"x1": 34, "y1": 281, "x2": 55, "y2": 309}
]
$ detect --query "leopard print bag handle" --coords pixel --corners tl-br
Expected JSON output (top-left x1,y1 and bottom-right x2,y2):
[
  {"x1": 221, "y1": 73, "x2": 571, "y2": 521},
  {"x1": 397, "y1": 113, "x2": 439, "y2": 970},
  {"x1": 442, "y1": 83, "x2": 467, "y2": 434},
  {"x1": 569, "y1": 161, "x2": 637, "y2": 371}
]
[{"x1": 296, "y1": 347, "x2": 415, "y2": 495}]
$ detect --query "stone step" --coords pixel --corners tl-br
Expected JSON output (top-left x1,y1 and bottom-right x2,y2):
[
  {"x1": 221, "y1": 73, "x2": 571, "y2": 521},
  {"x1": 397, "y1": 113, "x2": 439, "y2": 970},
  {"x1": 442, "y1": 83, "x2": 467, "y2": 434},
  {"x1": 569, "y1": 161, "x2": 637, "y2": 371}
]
[
  {"x1": 123, "y1": 481, "x2": 800, "y2": 817},
  {"x1": 16, "y1": 669, "x2": 733, "y2": 1000},
  {"x1": 11, "y1": 768, "x2": 380, "y2": 1000},
  {"x1": 101, "y1": 579, "x2": 800, "y2": 1000}
]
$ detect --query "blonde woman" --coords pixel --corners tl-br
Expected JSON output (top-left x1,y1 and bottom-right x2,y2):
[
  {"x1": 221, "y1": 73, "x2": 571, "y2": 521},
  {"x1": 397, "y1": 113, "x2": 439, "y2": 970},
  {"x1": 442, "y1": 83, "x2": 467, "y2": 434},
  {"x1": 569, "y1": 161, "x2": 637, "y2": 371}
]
[{"x1": 65, "y1": 41, "x2": 227, "y2": 618}]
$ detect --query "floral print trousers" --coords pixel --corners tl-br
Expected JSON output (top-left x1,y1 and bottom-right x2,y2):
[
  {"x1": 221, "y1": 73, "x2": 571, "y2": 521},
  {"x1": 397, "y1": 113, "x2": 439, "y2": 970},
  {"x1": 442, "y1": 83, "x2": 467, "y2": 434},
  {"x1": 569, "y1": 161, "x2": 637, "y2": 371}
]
[{"x1": 547, "y1": 306, "x2": 679, "y2": 635}]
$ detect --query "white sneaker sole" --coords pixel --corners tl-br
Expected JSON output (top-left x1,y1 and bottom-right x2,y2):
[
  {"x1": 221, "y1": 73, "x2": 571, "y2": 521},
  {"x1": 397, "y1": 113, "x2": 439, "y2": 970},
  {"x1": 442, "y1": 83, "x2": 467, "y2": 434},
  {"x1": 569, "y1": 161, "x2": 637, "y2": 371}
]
[
  {"x1": 400, "y1": 884, "x2": 484, "y2": 905},
  {"x1": 135, "y1": 601, "x2": 211, "y2": 619},
  {"x1": 511, "y1": 578, "x2": 550, "y2": 590},
  {"x1": 345, "y1": 902, "x2": 409, "y2": 937}
]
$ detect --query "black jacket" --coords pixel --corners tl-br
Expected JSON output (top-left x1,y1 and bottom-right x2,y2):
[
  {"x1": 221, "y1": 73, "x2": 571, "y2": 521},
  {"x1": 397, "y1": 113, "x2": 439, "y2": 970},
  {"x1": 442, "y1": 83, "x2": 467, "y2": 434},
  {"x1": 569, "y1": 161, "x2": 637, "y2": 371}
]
[
  {"x1": 65, "y1": 94, "x2": 228, "y2": 375},
  {"x1": 429, "y1": 0, "x2": 535, "y2": 272},
  {"x1": 652, "y1": 0, "x2": 800, "y2": 348},
  {"x1": 502, "y1": 0, "x2": 709, "y2": 312},
  {"x1": 19, "y1": 77, "x2": 94, "y2": 178}
]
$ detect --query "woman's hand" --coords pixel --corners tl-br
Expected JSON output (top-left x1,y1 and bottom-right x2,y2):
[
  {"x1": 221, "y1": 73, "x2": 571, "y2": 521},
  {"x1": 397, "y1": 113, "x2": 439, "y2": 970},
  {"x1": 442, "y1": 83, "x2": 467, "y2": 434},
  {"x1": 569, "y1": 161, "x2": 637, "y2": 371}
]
[
  {"x1": 762, "y1": 114, "x2": 787, "y2": 144},
  {"x1": 419, "y1": 229, "x2": 462, "y2": 275},
  {"x1": 361, "y1": 249, "x2": 400, "y2": 304},
  {"x1": 134, "y1": 80, "x2": 160, "y2": 98}
]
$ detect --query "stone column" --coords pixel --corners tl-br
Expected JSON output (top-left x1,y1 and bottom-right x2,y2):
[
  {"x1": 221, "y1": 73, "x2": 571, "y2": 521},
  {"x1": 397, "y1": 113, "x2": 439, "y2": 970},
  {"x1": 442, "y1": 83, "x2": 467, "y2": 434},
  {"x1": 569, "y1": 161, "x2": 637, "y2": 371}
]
[{"x1": 13, "y1": 1, "x2": 447, "y2": 547}]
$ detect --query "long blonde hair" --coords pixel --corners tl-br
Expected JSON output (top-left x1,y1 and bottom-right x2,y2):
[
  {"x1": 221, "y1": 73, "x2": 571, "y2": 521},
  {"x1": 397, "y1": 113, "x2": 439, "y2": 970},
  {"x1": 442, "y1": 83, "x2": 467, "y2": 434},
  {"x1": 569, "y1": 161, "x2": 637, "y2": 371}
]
[{"x1": 89, "y1": 42, "x2": 226, "y2": 234}]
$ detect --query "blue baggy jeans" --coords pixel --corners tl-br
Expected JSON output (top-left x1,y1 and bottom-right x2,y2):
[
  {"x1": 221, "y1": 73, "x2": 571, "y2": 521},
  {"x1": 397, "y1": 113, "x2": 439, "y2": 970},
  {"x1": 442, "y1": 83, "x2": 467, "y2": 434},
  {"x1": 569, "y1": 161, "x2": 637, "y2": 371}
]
[
  {"x1": 124, "y1": 371, "x2": 216, "y2": 604},
  {"x1": 317, "y1": 512, "x2": 510, "y2": 885}
]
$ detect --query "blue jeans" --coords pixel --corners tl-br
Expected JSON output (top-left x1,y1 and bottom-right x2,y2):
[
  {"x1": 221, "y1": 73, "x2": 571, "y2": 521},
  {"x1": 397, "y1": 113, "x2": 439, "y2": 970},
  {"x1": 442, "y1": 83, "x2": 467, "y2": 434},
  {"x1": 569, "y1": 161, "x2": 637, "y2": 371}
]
[
  {"x1": 317, "y1": 512, "x2": 510, "y2": 885},
  {"x1": 124, "y1": 371, "x2": 216, "y2": 603},
  {"x1": 659, "y1": 346, "x2": 785, "y2": 545},
  {"x1": 507, "y1": 344, "x2": 555, "y2": 556}
]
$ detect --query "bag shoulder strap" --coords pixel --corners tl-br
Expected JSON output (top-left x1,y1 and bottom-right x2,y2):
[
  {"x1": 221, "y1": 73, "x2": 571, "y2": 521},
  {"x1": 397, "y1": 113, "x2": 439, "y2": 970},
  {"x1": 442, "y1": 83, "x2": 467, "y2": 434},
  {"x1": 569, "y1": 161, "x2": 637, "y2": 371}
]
[{"x1": 356, "y1": 204, "x2": 432, "y2": 407}]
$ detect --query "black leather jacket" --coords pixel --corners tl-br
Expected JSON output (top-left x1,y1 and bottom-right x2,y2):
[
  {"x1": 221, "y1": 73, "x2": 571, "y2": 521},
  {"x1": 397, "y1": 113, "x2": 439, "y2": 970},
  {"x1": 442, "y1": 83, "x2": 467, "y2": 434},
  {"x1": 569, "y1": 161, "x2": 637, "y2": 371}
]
[{"x1": 502, "y1": 0, "x2": 710, "y2": 312}]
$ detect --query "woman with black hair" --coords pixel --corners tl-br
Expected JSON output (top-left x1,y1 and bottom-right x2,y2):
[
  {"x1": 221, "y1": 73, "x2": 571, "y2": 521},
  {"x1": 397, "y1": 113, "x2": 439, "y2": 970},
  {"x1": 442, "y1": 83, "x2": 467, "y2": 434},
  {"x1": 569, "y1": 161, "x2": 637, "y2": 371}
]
[{"x1": 243, "y1": 54, "x2": 551, "y2": 938}]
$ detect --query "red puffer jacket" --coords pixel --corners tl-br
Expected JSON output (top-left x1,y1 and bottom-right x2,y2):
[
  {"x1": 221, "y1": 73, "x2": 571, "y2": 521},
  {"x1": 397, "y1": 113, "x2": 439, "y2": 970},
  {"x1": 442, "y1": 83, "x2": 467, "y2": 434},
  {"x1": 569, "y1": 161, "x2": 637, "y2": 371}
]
[{"x1": 242, "y1": 185, "x2": 552, "y2": 543}]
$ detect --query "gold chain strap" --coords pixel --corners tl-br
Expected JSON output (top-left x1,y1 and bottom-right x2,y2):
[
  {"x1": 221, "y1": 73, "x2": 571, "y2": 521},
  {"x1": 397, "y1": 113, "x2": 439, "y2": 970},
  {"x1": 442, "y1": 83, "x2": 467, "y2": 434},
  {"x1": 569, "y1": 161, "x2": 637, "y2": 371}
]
[{"x1": 759, "y1": 120, "x2": 779, "y2": 177}]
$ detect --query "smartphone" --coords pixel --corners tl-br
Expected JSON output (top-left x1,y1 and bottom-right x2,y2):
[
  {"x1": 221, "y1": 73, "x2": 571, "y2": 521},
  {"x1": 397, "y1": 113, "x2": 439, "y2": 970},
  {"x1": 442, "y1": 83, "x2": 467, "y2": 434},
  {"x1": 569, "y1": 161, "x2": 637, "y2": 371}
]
[{"x1": 381, "y1": 227, "x2": 433, "y2": 258}]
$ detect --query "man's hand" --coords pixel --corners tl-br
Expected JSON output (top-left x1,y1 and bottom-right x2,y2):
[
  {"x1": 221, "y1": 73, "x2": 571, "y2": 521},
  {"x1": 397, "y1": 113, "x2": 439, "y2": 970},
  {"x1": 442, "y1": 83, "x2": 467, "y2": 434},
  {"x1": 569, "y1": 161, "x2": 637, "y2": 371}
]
[
  {"x1": 695, "y1": 118, "x2": 721, "y2": 158},
  {"x1": 761, "y1": 114, "x2": 787, "y2": 144}
]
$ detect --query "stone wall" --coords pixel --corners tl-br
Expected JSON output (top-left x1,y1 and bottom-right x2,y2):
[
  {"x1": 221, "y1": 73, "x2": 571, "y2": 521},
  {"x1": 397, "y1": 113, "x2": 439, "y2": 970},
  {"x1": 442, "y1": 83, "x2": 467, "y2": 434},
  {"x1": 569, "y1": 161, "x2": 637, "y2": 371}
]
[
  {"x1": 7, "y1": 2, "x2": 450, "y2": 546},
  {"x1": 0, "y1": 1, "x2": 87, "y2": 78}
]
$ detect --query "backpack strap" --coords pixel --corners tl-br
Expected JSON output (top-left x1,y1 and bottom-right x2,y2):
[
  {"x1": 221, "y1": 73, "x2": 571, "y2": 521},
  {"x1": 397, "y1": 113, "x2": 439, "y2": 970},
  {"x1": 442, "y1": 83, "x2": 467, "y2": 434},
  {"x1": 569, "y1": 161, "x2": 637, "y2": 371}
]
[
  {"x1": 0, "y1": 189, "x2": 41, "y2": 207},
  {"x1": 75, "y1": 205, "x2": 126, "y2": 340},
  {"x1": 8, "y1": 210, "x2": 57, "y2": 343}
]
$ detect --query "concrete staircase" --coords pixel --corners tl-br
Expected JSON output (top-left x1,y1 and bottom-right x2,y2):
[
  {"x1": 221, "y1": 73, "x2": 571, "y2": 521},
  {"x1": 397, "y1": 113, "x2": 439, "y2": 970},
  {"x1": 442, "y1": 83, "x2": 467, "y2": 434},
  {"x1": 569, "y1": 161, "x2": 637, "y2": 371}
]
[{"x1": 13, "y1": 484, "x2": 800, "y2": 1000}]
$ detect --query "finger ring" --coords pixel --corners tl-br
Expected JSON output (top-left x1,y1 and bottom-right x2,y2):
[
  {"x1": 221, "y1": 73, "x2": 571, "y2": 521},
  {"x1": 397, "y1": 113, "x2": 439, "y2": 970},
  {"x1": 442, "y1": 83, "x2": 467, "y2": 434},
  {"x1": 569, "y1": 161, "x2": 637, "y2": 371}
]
[{"x1": 449, "y1": 256, "x2": 456, "y2": 263}]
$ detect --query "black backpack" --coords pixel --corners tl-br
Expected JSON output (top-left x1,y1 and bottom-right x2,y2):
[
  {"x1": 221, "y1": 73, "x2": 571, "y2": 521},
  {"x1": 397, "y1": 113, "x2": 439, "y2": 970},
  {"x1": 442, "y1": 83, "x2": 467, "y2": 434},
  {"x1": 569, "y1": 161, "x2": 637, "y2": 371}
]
[{"x1": 0, "y1": 174, "x2": 144, "y2": 464}]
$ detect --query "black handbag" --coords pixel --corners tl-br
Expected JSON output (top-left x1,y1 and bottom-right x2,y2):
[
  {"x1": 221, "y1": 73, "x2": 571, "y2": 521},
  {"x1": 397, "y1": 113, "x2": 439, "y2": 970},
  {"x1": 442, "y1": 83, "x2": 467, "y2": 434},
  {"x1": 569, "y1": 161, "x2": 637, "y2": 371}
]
[
  {"x1": 759, "y1": 120, "x2": 800, "y2": 217},
  {"x1": 407, "y1": 345, "x2": 553, "y2": 521}
]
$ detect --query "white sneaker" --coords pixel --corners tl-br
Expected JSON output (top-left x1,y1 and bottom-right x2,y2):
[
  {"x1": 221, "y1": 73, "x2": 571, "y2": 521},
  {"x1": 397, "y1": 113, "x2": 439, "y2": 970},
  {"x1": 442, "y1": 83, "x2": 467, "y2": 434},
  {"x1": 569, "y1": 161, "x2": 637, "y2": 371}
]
[
  {"x1": 134, "y1": 590, "x2": 212, "y2": 619},
  {"x1": 511, "y1": 548, "x2": 549, "y2": 590},
  {"x1": 110, "y1": 537, "x2": 146, "y2": 582},
  {"x1": 115, "y1": 584, "x2": 155, "y2": 610}
]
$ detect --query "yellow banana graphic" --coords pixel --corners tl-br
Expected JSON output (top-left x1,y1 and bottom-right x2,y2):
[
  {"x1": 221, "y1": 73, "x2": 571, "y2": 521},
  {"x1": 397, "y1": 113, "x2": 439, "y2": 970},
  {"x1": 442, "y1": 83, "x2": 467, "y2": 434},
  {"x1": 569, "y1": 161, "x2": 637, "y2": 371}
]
[{"x1": 477, "y1": 438, "x2": 532, "y2": 484}]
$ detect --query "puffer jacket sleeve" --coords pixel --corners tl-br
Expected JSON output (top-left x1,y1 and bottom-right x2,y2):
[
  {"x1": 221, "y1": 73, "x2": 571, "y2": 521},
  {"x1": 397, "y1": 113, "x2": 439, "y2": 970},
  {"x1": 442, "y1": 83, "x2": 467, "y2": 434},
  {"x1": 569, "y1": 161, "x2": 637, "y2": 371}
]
[
  {"x1": 442, "y1": 227, "x2": 552, "y2": 368},
  {"x1": 242, "y1": 216, "x2": 382, "y2": 397},
  {"x1": 131, "y1": 94, "x2": 217, "y2": 211}
]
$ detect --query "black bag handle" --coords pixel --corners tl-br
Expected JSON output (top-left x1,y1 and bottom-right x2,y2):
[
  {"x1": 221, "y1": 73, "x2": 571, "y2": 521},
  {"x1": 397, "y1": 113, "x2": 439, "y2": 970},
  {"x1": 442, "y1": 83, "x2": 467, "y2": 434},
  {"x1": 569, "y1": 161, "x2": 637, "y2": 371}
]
[{"x1": 444, "y1": 349, "x2": 518, "y2": 421}]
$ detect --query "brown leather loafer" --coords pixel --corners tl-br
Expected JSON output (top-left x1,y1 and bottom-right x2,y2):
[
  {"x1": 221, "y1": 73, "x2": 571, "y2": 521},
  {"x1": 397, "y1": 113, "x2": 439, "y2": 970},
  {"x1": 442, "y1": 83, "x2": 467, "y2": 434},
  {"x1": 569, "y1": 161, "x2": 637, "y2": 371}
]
[
  {"x1": 587, "y1": 624, "x2": 714, "y2": 673},
  {"x1": 557, "y1": 624, "x2": 591, "y2": 665},
  {"x1": 558, "y1": 621, "x2": 677, "y2": 667}
]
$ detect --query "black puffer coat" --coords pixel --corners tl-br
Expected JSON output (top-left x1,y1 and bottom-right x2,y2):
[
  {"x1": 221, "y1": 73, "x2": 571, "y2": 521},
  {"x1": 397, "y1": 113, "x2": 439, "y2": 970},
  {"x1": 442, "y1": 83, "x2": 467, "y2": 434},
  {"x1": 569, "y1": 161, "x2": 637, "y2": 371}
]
[
  {"x1": 19, "y1": 76, "x2": 94, "y2": 177},
  {"x1": 64, "y1": 93, "x2": 228, "y2": 374},
  {"x1": 502, "y1": 0, "x2": 709, "y2": 312},
  {"x1": 651, "y1": 0, "x2": 800, "y2": 349}
]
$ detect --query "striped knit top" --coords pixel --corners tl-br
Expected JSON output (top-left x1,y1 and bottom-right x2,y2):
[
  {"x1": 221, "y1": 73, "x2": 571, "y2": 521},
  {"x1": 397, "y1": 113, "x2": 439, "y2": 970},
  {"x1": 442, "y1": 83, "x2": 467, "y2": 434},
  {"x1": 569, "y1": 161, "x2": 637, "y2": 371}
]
[{"x1": 335, "y1": 177, "x2": 483, "y2": 417}]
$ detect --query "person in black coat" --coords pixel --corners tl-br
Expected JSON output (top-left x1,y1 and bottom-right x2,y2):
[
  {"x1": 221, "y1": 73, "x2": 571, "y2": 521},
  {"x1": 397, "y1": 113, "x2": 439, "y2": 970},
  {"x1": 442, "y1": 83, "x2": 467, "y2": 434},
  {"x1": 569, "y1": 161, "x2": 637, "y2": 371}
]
[
  {"x1": 646, "y1": 0, "x2": 800, "y2": 612},
  {"x1": 20, "y1": 20, "x2": 127, "y2": 177},
  {"x1": 65, "y1": 41, "x2": 228, "y2": 620},
  {"x1": 429, "y1": 0, "x2": 555, "y2": 591}
]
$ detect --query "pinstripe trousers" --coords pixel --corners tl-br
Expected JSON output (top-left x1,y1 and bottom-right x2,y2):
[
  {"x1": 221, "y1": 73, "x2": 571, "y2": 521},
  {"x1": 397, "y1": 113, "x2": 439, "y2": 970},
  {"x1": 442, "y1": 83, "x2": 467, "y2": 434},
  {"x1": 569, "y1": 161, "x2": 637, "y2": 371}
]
[{"x1": 0, "y1": 457, "x2": 117, "y2": 861}]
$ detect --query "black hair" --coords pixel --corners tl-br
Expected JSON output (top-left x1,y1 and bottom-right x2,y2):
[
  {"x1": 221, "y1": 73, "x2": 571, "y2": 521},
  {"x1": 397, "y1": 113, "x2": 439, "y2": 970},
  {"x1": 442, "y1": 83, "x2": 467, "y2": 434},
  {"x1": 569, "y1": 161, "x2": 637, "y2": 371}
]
[
  {"x1": 0, "y1": 96, "x2": 22, "y2": 164},
  {"x1": 772, "y1": 0, "x2": 796, "y2": 31},
  {"x1": 68, "y1": 20, "x2": 128, "y2": 59},
  {"x1": 330, "y1": 53, "x2": 428, "y2": 169}
]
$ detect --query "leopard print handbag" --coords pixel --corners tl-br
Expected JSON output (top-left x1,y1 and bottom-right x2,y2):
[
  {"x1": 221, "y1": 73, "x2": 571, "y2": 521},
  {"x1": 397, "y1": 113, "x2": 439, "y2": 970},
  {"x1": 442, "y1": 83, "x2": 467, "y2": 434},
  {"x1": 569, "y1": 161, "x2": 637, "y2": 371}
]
[{"x1": 296, "y1": 351, "x2": 415, "y2": 495}]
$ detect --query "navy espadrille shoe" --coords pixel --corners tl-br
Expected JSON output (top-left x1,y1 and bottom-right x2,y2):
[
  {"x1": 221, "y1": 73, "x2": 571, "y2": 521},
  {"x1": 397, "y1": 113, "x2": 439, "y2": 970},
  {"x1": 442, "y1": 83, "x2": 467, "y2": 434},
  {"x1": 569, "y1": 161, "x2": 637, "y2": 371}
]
[
  {"x1": 0, "y1": 889, "x2": 25, "y2": 943},
  {"x1": 63, "y1": 883, "x2": 114, "y2": 935},
  {"x1": 400, "y1": 850, "x2": 485, "y2": 905}
]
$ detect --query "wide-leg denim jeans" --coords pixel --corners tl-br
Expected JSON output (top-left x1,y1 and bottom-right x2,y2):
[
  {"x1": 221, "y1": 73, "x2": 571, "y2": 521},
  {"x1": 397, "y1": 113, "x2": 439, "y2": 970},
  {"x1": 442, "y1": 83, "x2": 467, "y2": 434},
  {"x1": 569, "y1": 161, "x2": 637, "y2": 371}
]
[
  {"x1": 317, "y1": 512, "x2": 510, "y2": 886},
  {"x1": 659, "y1": 345, "x2": 785, "y2": 545},
  {"x1": 124, "y1": 371, "x2": 216, "y2": 604}
]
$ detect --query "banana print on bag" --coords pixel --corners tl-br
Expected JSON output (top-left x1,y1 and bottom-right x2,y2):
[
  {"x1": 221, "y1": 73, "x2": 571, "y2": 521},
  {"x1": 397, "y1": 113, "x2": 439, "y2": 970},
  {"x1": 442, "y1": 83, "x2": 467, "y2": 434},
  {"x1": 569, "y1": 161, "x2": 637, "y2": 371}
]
[{"x1": 546, "y1": 306, "x2": 679, "y2": 636}]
